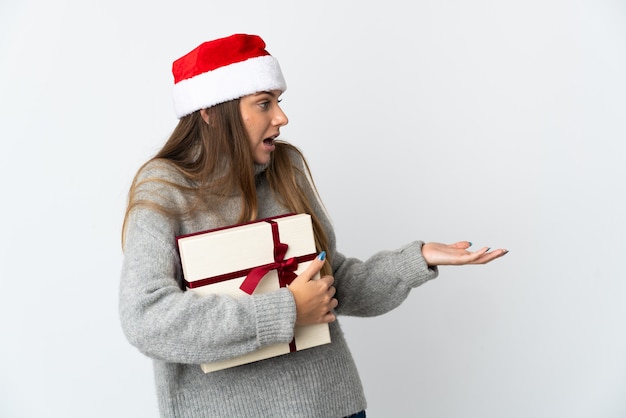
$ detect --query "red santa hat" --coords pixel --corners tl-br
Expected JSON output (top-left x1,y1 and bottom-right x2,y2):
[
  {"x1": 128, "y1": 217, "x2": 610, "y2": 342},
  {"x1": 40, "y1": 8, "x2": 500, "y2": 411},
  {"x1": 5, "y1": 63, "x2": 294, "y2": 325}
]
[{"x1": 171, "y1": 34, "x2": 287, "y2": 118}]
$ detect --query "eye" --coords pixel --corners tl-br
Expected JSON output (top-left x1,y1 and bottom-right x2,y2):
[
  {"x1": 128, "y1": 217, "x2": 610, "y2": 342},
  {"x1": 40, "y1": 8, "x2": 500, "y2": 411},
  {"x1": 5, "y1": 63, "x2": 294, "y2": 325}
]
[{"x1": 258, "y1": 100, "x2": 270, "y2": 110}]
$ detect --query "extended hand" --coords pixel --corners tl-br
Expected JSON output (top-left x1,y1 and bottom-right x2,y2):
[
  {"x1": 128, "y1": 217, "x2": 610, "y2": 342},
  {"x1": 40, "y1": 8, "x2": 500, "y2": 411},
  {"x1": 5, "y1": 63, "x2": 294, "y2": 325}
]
[{"x1": 422, "y1": 241, "x2": 508, "y2": 267}]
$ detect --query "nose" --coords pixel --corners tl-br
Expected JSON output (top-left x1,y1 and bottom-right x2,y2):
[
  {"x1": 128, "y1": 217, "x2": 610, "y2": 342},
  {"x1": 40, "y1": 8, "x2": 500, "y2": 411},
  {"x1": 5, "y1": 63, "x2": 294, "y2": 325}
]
[{"x1": 273, "y1": 105, "x2": 289, "y2": 127}]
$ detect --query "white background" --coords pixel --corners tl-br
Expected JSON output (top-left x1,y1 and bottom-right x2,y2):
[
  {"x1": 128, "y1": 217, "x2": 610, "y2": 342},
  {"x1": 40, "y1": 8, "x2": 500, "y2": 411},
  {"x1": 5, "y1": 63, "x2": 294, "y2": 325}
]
[{"x1": 1, "y1": 0, "x2": 625, "y2": 417}]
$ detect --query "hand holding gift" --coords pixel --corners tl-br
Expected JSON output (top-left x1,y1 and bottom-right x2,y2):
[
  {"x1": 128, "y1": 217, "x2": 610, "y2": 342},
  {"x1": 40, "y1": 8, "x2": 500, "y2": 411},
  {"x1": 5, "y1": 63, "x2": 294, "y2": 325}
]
[{"x1": 288, "y1": 251, "x2": 338, "y2": 326}]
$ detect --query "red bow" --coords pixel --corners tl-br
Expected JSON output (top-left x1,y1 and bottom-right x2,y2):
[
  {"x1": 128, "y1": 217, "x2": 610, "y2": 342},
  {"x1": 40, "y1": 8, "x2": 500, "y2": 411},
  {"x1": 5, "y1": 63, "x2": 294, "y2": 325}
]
[{"x1": 239, "y1": 242, "x2": 298, "y2": 294}]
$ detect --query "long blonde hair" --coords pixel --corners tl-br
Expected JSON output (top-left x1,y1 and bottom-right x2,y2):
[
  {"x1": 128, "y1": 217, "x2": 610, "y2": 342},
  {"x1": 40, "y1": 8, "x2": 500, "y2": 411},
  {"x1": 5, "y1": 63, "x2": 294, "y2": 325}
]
[{"x1": 122, "y1": 99, "x2": 332, "y2": 274}]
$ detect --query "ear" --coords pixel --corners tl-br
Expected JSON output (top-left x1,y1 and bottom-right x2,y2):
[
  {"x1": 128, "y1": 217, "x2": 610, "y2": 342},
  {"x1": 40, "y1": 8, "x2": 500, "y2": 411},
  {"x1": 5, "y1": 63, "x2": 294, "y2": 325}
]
[{"x1": 200, "y1": 108, "x2": 210, "y2": 125}]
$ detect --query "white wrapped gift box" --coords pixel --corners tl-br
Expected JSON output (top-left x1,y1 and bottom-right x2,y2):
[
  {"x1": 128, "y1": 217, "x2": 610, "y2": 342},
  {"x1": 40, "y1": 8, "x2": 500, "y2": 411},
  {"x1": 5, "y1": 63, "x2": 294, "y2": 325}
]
[{"x1": 176, "y1": 213, "x2": 331, "y2": 373}]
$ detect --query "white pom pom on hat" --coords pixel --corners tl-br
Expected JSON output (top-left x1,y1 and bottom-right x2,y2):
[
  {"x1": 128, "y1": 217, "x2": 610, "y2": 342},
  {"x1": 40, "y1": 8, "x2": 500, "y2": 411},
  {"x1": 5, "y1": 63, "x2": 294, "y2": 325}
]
[{"x1": 171, "y1": 33, "x2": 287, "y2": 118}]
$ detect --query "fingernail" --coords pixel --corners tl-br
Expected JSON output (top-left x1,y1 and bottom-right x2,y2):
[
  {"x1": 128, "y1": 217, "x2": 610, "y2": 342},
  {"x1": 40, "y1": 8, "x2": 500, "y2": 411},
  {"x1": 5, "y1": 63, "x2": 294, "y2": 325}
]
[
  {"x1": 468, "y1": 242, "x2": 473, "y2": 247},
  {"x1": 318, "y1": 251, "x2": 326, "y2": 261},
  {"x1": 503, "y1": 250, "x2": 509, "y2": 255}
]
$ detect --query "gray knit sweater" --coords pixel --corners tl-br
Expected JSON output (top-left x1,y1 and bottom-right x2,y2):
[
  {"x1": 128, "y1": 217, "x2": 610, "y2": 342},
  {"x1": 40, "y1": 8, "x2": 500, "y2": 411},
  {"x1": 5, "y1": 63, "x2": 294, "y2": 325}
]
[{"x1": 119, "y1": 152, "x2": 438, "y2": 418}]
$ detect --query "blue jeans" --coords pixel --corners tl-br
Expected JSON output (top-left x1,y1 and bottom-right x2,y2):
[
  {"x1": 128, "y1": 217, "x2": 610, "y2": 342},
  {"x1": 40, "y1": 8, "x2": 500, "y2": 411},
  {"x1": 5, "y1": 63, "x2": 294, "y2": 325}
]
[{"x1": 345, "y1": 411, "x2": 366, "y2": 418}]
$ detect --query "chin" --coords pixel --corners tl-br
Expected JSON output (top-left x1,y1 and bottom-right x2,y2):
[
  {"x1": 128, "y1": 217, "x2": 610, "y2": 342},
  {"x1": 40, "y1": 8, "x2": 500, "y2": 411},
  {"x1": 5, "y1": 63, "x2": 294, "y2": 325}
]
[{"x1": 254, "y1": 156, "x2": 271, "y2": 165}]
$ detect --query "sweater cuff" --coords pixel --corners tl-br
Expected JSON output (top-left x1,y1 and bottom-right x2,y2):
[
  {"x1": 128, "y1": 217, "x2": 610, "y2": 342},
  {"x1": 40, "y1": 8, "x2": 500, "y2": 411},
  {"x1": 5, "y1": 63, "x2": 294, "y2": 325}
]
[
  {"x1": 252, "y1": 288, "x2": 296, "y2": 347},
  {"x1": 398, "y1": 240, "x2": 439, "y2": 287}
]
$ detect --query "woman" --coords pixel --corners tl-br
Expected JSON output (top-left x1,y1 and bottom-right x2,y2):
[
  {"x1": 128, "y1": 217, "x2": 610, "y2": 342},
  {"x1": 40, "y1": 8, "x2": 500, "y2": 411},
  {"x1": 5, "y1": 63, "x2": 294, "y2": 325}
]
[{"x1": 119, "y1": 33, "x2": 507, "y2": 418}]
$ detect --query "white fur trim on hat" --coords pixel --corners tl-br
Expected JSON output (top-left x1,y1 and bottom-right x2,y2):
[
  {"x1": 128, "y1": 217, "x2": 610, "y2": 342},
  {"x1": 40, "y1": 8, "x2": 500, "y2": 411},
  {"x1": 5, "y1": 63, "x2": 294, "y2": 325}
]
[{"x1": 172, "y1": 55, "x2": 286, "y2": 118}]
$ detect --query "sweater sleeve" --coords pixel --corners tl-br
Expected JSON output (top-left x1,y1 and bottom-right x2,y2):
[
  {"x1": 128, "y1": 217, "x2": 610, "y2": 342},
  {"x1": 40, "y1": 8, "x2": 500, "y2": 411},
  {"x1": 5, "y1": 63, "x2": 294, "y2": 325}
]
[
  {"x1": 118, "y1": 166, "x2": 297, "y2": 365},
  {"x1": 330, "y1": 241, "x2": 438, "y2": 317}
]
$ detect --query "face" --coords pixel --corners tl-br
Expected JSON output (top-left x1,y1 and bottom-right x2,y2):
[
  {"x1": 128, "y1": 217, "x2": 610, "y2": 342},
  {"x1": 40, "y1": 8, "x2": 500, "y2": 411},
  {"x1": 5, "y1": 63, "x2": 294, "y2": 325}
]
[{"x1": 239, "y1": 90, "x2": 289, "y2": 165}]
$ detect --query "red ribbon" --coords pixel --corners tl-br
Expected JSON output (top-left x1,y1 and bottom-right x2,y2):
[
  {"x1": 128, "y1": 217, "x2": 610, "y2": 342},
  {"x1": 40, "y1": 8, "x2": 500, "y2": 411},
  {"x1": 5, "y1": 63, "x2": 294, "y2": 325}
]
[{"x1": 239, "y1": 221, "x2": 303, "y2": 294}]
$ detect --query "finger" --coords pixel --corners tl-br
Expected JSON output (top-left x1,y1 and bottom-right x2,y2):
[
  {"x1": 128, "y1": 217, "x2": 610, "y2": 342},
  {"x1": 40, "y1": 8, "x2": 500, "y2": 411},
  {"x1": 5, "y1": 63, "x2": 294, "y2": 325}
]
[
  {"x1": 323, "y1": 311, "x2": 337, "y2": 323},
  {"x1": 290, "y1": 251, "x2": 326, "y2": 285},
  {"x1": 471, "y1": 249, "x2": 509, "y2": 264},
  {"x1": 319, "y1": 274, "x2": 334, "y2": 286},
  {"x1": 452, "y1": 241, "x2": 472, "y2": 250},
  {"x1": 455, "y1": 246, "x2": 491, "y2": 264},
  {"x1": 327, "y1": 284, "x2": 336, "y2": 298}
]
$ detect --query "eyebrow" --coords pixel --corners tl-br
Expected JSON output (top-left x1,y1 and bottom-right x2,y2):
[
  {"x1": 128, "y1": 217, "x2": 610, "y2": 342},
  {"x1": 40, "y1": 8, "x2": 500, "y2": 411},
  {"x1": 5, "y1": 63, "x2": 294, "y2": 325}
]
[{"x1": 253, "y1": 90, "x2": 280, "y2": 98}]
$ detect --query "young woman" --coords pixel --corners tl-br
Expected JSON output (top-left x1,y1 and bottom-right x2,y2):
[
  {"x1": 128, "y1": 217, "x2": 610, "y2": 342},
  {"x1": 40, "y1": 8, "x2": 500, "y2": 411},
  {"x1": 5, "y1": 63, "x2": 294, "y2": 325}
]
[{"x1": 119, "y1": 33, "x2": 507, "y2": 418}]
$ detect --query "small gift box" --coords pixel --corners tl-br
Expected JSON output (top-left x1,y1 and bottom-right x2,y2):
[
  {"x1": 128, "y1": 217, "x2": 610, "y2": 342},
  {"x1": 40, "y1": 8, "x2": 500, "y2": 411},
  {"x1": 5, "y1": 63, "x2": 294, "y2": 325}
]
[{"x1": 176, "y1": 213, "x2": 331, "y2": 373}]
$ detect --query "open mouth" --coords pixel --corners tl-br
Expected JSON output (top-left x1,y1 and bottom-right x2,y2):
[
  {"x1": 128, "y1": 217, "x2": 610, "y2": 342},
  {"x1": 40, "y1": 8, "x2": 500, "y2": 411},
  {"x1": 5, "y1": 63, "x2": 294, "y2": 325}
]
[{"x1": 263, "y1": 135, "x2": 278, "y2": 145}]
